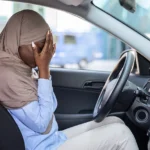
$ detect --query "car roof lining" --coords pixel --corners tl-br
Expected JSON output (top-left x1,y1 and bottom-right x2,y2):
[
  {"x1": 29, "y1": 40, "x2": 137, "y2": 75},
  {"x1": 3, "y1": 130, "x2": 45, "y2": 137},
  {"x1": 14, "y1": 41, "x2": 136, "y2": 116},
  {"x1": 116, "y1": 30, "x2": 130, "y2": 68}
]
[{"x1": 4, "y1": 0, "x2": 150, "y2": 61}]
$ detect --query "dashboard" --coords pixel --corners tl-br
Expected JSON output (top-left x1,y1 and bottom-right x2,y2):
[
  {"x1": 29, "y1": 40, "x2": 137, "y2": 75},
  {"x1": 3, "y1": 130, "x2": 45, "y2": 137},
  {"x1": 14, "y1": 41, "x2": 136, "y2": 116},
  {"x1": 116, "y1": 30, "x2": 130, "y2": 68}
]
[{"x1": 117, "y1": 74, "x2": 150, "y2": 131}]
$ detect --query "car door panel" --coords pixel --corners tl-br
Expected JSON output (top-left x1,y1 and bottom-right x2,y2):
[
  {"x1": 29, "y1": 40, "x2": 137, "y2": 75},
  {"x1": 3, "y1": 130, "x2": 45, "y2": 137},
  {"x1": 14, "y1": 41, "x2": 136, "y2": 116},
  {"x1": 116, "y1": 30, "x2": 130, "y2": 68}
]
[
  {"x1": 51, "y1": 69, "x2": 107, "y2": 88},
  {"x1": 51, "y1": 69, "x2": 107, "y2": 129},
  {"x1": 54, "y1": 87, "x2": 100, "y2": 129}
]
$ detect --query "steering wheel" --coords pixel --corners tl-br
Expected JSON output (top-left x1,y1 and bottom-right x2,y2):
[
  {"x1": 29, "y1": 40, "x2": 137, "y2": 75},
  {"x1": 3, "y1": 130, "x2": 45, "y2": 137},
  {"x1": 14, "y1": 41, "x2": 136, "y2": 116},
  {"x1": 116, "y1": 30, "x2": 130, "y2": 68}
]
[{"x1": 93, "y1": 50, "x2": 136, "y2": 122}]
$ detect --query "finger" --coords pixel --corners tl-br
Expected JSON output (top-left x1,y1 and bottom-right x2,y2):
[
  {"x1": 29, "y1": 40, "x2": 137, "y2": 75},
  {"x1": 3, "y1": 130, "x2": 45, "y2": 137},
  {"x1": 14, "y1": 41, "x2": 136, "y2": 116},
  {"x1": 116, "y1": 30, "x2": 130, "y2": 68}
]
[
  {"x1": 32, "y1": 42, "x2": 38, "y2": 58},
  {"x1": 53, "y1": 43, "x2": 56, "y2": 54},
  {"x1": 49, "y1": 31, "x2": 54, "y2": 52},
  {"x1": 42, "y1": 30, "x2": 50, "y2": 53}
]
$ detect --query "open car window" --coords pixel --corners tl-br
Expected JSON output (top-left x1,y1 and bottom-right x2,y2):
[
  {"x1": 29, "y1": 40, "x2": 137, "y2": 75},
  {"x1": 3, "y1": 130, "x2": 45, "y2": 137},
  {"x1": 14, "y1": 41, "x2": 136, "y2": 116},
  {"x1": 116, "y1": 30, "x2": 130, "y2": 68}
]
[{"x1": 0, "y1": 1, "x2": 134, "y2": 72}]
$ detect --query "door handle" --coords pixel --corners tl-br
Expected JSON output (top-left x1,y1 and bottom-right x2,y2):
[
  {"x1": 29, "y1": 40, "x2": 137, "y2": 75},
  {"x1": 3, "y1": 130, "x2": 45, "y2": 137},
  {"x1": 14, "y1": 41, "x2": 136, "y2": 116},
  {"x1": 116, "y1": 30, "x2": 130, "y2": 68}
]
[{"x1": 83, "y1": 81, "x2": 104, "y2": 90}]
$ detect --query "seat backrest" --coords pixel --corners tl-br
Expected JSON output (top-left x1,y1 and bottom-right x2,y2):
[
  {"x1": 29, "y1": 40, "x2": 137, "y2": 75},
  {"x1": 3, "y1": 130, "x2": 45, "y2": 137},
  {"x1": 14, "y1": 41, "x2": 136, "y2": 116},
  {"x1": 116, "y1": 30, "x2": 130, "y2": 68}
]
[{"x1": 0, "y1": 105, "x2": 25, "y2": 150}]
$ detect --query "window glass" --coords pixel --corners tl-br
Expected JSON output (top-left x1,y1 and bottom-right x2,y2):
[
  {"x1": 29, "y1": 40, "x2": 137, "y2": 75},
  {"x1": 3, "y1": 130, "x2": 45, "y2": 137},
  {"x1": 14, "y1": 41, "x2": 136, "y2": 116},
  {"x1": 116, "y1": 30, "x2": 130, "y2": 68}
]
[
  {"x1": 0, "y1": 1, "x2": 129, "y2": 71},
  {"x1": 93, "y1": 0, "x2": 150, "y2": 40}
]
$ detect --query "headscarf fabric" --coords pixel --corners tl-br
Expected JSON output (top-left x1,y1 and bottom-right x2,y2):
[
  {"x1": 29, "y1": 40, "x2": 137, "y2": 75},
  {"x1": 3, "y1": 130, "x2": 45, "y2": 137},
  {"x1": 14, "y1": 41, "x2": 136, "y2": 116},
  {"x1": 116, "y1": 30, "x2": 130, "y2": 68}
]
[{"x1": 0, "y1": 10, "x2": 49, "y2": 108}]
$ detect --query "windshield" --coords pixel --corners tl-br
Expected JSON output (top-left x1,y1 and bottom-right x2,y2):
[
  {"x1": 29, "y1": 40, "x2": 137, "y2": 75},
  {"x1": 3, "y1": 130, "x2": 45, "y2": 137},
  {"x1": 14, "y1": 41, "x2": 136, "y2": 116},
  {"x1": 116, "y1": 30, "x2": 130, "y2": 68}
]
[{"x1": 93, "y1": 0, "x2": 150, "y2": 39}]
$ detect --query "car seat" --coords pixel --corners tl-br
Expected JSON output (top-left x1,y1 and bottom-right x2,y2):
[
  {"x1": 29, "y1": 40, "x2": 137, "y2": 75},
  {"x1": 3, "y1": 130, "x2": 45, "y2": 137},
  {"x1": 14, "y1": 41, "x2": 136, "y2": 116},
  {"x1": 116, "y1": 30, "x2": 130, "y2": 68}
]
[{"x1": 0, "y1": 104, "x2": 25, "y2": 150}]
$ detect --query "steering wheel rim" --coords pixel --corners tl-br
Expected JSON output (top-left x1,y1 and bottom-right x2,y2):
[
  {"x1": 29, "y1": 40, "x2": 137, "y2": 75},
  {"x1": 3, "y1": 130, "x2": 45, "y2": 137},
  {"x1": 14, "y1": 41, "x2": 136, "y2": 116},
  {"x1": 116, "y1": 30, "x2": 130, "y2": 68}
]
[{"x1": 93, "y1": 50, "x2": 136, "y2": 122}]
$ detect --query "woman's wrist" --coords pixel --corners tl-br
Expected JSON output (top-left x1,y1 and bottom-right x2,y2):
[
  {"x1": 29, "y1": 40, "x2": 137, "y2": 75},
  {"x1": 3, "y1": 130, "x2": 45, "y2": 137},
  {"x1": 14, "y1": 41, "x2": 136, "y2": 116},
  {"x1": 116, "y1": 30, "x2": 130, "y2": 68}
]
[{"x1": 39, "y1": 67, "x2": 50, "y2": 79}]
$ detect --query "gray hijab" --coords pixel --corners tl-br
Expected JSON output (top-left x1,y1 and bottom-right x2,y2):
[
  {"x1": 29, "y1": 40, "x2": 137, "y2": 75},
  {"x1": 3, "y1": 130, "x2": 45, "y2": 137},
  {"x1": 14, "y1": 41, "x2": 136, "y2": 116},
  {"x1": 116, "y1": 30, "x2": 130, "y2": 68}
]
[{"x1": 0, "y1": 10, "x2": 49, "y2": 108}]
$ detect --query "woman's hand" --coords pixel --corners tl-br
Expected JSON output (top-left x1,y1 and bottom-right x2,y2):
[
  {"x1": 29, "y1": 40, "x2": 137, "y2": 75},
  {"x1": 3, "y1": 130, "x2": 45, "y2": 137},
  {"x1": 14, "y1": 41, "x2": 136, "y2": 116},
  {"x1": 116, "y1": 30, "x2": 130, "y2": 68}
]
[{"x1": 32, "y1": 30, "x2": 56, "y2": 79}]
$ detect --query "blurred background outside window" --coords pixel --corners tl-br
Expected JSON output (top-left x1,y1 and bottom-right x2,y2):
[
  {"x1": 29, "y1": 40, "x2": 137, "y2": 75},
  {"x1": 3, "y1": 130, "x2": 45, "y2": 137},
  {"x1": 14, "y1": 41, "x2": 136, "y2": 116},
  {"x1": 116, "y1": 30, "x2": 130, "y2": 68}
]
[{"x1": 0, "y1": 1, "x2": 131, "y2": 71}]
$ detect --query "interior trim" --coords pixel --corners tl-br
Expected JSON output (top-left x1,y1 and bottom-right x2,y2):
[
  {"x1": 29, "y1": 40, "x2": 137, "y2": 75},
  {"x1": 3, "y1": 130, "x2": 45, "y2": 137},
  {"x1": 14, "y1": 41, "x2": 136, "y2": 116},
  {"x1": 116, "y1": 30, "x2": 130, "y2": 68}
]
[{"x1": 55, "y1": 112, "x2": 125, "y2": 122}]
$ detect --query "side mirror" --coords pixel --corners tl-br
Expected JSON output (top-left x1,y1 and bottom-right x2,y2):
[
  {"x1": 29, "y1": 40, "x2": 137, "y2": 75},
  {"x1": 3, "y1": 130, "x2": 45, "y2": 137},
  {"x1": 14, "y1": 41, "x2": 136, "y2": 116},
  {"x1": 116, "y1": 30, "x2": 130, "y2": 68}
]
[{"x1": 119, "y1": 0, "x2": 136, "y2": 13}]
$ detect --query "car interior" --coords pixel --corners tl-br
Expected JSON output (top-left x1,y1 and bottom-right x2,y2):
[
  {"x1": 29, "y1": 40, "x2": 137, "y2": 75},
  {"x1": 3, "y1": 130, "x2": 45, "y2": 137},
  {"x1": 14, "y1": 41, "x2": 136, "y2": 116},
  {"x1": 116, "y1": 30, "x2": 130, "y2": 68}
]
[{"x1": 1, "y1": 0, "x2": 150, "y2": 150}]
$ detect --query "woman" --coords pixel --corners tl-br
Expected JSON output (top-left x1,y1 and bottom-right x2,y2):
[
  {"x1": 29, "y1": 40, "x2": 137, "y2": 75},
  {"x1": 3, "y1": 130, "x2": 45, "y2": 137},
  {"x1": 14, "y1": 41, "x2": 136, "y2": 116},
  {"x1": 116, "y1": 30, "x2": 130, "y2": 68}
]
[{"x1": 0, "y1": 10, "x2": 138, "y2": 150}]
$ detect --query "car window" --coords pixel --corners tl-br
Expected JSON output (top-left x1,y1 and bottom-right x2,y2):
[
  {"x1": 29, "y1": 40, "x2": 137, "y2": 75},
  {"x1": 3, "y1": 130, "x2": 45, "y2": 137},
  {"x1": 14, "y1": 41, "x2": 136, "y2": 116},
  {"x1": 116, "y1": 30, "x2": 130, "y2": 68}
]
[
  {"x1": 93, "y1": 0, "x2": 150, "y2": 40},
  {"x1": 0, "y1": 1, "x2": 130, "y2": 72}
]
